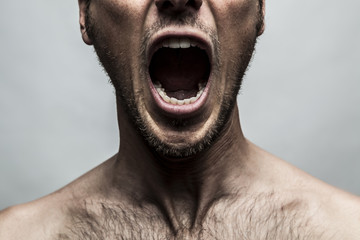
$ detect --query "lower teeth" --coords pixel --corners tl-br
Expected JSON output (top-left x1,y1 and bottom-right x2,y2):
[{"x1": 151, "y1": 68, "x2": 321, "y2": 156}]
[{"x1": 155, "y1": 82, "x2": 205, "y2": 105}]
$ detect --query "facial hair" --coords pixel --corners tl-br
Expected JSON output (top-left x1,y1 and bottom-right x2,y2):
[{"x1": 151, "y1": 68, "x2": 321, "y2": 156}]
[{"x1": 85, "y1": 10, "x2": 259, "y2": 159}]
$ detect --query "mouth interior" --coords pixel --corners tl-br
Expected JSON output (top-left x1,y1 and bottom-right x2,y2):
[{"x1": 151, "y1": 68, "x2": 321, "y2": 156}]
[{"x1": 149, "y1": 47, "x2": 210, "y2": 100}]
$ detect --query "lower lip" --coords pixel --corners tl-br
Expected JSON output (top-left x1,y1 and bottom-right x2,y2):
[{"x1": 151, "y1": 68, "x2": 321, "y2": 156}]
[{"x1": 148, "y1": 78, "x2": 211, "y2": 116}]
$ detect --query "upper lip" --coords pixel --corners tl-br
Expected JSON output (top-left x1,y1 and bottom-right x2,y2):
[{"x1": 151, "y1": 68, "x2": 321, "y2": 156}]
[{"x1": 146, "y1": 27, "x2": 213, "y2": 68}]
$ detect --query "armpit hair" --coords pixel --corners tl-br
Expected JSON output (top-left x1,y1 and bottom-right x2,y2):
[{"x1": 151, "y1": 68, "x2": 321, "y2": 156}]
[{"x1": 56, "y1": 192, "x2": 334, "y2": 240}]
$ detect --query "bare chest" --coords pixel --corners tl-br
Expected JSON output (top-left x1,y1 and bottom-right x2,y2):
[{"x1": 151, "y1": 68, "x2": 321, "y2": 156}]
[{"x1": 56, "y1": 196, "x2": 332, "y2": 240}]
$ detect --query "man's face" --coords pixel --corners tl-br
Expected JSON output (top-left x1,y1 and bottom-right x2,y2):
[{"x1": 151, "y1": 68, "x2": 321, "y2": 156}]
[{"x1": 83, "y1": 0, "x2": 263, "y2": 158}]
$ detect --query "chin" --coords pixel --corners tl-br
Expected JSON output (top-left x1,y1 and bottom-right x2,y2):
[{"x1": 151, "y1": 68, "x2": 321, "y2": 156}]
[{"x1": 88, "y1": 16, "x2": 257, "y2": 160}]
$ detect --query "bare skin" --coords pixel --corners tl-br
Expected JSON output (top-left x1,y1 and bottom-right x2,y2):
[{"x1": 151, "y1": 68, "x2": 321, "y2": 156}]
[{"x1": 1, "y1": 0, "x2": 360, "y2": 239}]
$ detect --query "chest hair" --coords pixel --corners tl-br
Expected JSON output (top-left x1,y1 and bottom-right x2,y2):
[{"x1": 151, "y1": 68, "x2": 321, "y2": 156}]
[{"x1": 56, "y1": 192, "x2": 336, "y2": 240}]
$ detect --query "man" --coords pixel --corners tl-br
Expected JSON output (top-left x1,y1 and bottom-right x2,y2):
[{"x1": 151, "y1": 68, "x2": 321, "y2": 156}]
[{"x1": 0, "y1": 0, "x2": 359, "y2": 239}]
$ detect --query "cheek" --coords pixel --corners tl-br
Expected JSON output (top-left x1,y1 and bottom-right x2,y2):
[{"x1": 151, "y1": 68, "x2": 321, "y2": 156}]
[
  {"x1": 91, "y1": 1, "x2": 150, "y2": 81},
  {"x1": 212, "y1": 1, "x2": 257, "y2": 29},
  {"x1": 91, "y1": 1, "x2": 147, "y2": 49},
  {"x1": 210, "y1": 0, "x2": 259, "y2": 89},
  {"x1": 94, "y1": 0, "x2": 146, "y2": 22},
  {"x1": 90, "y1": 1, "x2": 150, "y2": 94},
  {"x1": 212, "y1": 0, "x2": 259, "y2": 55}
]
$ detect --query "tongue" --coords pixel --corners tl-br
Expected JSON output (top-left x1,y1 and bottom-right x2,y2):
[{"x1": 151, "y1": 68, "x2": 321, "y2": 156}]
[
  {"x1": 150, "y1": 48, "x2": 209, "y2": 99},
  {"x1": 166, "y1": 89, "x2": 199, "y2": 100}
]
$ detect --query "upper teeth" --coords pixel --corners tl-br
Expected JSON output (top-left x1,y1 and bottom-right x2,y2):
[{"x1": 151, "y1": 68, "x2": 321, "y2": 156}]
[
  {"x1": 154, "y1": 82, "x2": 206, "y2": 105},
  {"x1": 162, "y1": 38, "x2": 198, "y2": 49}
]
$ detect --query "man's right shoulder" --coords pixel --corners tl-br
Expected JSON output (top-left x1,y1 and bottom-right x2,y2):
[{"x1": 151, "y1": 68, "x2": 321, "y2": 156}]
[
  {"x1": 0, "y1": 204, "x2": 40, "y2": 239},
  {"x1": 0, "y1": 200, "x2": 66, "y2": 240}
]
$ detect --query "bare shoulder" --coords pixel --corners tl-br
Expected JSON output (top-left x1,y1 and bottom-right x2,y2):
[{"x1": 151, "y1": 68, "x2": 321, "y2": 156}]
[
  {"x1": 0, "y1": 200, "x2": 62, "y2": 240},
  {"x1": 248, "y1": 142, "x2": 360, "y2": 239},
  {"x1": 0, "y1": 158, "x2": 115, "y2": 240},
  {"x1": 288, "y1": 159, "x2": 360, "y2": 238},
  {"x1": 318, "y1": 186, "x2": 360, "y2": 239},
  {"x1": 300, "y1": 187, "x2": 360, "y2": 239},
  {"x1": 0, "y1": 206, "x2": 24, "y2": 240},
  {"x1": 286, "y1": 167, "x2": 360, "y2": 237},
  {"x1": 0, "y1": 188, "x2": 81, "y2": 240}
]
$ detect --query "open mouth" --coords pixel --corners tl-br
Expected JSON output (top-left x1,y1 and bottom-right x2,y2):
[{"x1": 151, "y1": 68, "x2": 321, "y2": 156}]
[{"x1": 148, "y1": 36, "x2": 211, "y2": 109}]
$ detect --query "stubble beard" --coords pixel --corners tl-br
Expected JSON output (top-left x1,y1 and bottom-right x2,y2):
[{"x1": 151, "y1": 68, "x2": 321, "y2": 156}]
[{"x1": 85, "y1": 12, "x2": 259, "y2": 159}]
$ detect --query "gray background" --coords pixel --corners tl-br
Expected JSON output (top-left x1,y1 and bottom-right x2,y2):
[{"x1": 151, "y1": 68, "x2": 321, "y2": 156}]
[{"x1": 0, "y1": 0, "x2": 359, "y2": 209}]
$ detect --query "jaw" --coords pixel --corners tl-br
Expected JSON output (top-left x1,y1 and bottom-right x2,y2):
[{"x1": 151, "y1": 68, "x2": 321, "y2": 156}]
[{"x1": 86, "y1": 2, "x2": 260, "y2": 159}]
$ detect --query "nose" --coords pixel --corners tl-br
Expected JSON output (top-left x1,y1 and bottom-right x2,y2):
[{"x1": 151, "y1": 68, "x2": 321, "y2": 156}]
[{"x1": 155, "y1": 0, "x2": 203, "y2": 14}]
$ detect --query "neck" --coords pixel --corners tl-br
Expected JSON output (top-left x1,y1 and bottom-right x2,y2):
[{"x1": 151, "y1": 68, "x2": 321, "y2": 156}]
[{"x1": 112, "y1": 103, "x2": 251, "y2": 228}]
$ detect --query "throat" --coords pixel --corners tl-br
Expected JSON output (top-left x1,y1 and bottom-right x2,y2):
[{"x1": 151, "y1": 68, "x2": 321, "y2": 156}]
[
  {"x1": 140, "y1": 160, "x2": 229, "y2": 230},
  {"x1": 149, "y1": 47, "x2": 210, "y2": 101}
]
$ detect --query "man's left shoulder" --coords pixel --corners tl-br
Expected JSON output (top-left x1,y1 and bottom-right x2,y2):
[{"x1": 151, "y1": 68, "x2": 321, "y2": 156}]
[
  {"x1": 331, "y1": 190, "x2": 360, "y2": 237},
  {"x1": 307, "y1": 186, "x2": 360, "y2": 239}
]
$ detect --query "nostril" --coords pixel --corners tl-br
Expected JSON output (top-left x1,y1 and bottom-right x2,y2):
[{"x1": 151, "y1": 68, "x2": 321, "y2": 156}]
[
  {"x1": 155, "y1": 0, "x2": 174, "y2": 10},
  {"x1": 162, "y1": 1, "x2": 174, "y2": 10},
  {"x1": 155, "y1": 0, "x2": 203, "y2": 13},
  {"x1": 186, "y1": 0, "x2": 202, "y2": 10}
]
